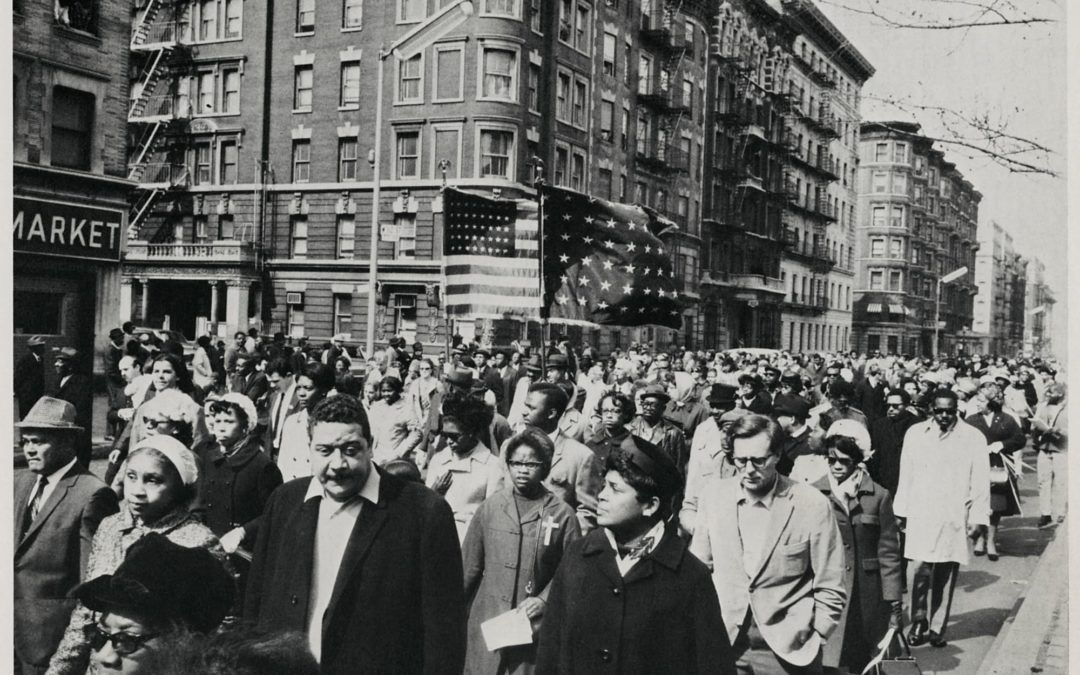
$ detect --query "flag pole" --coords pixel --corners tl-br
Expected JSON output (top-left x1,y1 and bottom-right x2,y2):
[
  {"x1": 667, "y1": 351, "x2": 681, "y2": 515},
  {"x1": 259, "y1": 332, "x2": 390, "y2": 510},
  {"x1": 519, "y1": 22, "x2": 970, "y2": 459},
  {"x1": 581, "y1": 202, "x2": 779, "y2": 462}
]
[
  {"x1": 438, "y1": 159, "x2": 452, "y2": 364},
  {"x1": 533, "y1": 158, "x2": 547, "y2": 375}
]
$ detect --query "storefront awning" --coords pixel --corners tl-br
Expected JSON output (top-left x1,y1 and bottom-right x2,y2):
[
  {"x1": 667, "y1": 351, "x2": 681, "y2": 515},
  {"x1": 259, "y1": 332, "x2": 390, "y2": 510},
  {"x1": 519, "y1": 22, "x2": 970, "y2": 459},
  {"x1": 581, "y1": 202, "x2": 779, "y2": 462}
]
[
  {"x1": 866, "y1": 303, "x2": 883, "y2": 313},
  {"x1": 889, "y1": 304, "x2": 905, "y2": 315}
]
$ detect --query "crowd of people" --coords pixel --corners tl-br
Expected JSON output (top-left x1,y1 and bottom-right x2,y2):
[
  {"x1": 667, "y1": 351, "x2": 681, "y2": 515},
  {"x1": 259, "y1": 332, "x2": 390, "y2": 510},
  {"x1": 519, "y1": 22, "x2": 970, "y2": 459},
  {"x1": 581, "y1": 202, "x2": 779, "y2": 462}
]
[{"x1": 13, "y1": 326, "x2": 1069, "y2": 674}]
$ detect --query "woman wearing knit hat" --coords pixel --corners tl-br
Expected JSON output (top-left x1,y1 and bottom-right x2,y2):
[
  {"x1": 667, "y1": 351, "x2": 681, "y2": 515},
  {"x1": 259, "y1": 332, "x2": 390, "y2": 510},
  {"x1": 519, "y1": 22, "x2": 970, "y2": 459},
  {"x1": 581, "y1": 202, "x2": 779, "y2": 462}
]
[{"x1": 46, "y1": 436, "x2": 227, "y2": 675}]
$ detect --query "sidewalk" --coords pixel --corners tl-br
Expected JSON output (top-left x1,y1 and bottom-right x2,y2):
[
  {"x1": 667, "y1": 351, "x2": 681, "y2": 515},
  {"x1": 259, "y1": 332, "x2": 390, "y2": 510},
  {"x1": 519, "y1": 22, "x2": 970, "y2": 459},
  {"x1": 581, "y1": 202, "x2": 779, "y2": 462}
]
[{"x1": 977, "y1": 521, "x2": 1068, "y2": 675}]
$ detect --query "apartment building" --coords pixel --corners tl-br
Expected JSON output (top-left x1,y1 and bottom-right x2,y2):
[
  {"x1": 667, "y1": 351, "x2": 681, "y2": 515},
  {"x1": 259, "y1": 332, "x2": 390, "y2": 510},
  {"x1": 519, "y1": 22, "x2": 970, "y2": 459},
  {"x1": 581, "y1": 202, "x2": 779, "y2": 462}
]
[
  {"x1": 1023, "y1": 257, "x2": 1056, "y2": 357},
  {"x1": 13, "y1": 0, "x2": 134, "y2": 387},
  {"x1": 854, "y1": 121, "x2": 980, "y2": 356},
  {"x1": 123, "y1": 0, "x2": 711, "y2": 353},
  {"x1": 973, "y1": 222, "x2": 1026, "y2": 355}
]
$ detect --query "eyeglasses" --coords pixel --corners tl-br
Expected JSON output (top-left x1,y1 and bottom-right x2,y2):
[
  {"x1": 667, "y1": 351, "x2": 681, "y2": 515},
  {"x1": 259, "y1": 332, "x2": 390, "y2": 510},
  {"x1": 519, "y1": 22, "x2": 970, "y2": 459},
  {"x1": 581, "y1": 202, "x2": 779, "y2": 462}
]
[
  {"x1": 826, "y1": 455, "x2": 856, "y2": 466},
  {"x1": 441, "y1": 431, "x2": 464, "y2": 442},
  {"x1": 932, "y1": 408, "x2": 958, "y2": 416},
  {"x1": 507, "y1": 461, "x2": 545, "y2": 470},
  {"x1": 86, "y1": 625, "x2": 159, "y2": 657},
  {"x1": 731, "y1": 456, "x2": 773, "y2": 470},
  {"x1": 143, "y1": 417, "x2": 169, "y2": 428},
  {"x1": 886, "y1": 402, "x2": 904, "y2": 408}
]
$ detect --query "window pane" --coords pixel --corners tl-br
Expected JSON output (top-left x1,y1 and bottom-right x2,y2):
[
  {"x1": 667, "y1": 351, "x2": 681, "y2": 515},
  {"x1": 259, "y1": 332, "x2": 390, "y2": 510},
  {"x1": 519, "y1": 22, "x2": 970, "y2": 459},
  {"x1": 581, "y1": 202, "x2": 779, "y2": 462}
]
[
  {"x1": 225, "y1": 0, "x2": 242, "y2": 36},
  {"x1": 223, "y1": 69, "x2": 240, "y2": 113},
  {"x1": 399, "y1": 55, "x2": 422, "y2": 101},
  {"x1": 483, "y1": 48, "x2": 515, "y2": 100},
  {"x1": 51, "y1": 87, "x2": 94, "y2": 170},
  {"x1": 343, "y1": 0, "x2": 362, "y2": 27},
  {"x1": 436, "y1": 47, "x2": 462, "y2": 100},
  {"x1": 480, "y1": 130, "x2": 512, "y2": 177},
  {"x1": 341, "y1": 63, "x2": 361, "y2": 105},
  {"x1": 397, "y1": 132, "x2": 419, "y2": 178},
  {"x1": 295, "y1": 66, "x2": 312, "y2": 109},
  {"x1": 434, "y1": 128, "x2": 460, "y2": 178}
]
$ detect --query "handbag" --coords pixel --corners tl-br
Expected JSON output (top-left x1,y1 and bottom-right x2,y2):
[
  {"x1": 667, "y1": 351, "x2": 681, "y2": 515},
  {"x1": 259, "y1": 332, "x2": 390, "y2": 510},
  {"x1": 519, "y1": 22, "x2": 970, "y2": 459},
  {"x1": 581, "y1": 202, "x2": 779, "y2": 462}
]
[
  {"x1": 989, "y1": 466, "x2": 1010, "y2": 485},
  {"x1": 862, "y1": 627, "x2": 922, "y2": 675}
]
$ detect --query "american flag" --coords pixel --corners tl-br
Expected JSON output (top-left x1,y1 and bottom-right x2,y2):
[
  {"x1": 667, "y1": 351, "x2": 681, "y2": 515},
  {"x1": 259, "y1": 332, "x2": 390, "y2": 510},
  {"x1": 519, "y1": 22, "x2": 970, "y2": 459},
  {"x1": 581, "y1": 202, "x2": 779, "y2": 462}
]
[
  {"x1": 541, "y1": 184, "x2": 685, "y2": 329},
  {"x1": 442, "y1": 187, "x2": 541, "y2": 319}
]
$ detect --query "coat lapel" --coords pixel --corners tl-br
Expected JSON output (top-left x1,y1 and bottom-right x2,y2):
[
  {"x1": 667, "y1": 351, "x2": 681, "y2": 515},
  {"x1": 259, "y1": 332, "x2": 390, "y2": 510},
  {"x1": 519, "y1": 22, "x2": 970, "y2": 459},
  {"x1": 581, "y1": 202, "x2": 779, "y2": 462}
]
[
  {"x1": 581, "y1": 531, "x2": 625, "y2": 588},
  {"x1": 749, "y1": 478, "x2": 796, "y2": 583},
  {"x1": 21, "y1": 467, "x2": 80, "y2": 546},
  {"x1": 322, "y1": 490, "x2": 391, "y2": 633},
  {"x1": 13, "y1": 472, "x2": 34, "y2": 546}
]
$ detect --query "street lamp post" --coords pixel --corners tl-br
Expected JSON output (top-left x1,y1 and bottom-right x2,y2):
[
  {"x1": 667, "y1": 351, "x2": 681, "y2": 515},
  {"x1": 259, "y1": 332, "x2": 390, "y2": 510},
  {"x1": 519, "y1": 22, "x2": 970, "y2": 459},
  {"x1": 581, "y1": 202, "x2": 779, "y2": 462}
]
[
  {"x1": 933, "y1": 266, "x2": 969, "y2": 360},
  {"x1": 365, "y1": 1, "x2": 475, "y2": 357}
]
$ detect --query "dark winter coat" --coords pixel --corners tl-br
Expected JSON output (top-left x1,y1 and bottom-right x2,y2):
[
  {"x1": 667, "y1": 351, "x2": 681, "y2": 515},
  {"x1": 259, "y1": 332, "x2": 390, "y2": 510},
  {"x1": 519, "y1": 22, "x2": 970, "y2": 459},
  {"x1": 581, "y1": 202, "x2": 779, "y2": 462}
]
[
  {"x1": 535, "y1": 526, "x2": 736, "y2": 675},
  {"x1": 965, "y1": 410, "x2": 1026, "y2": 517},
  {"x1": 867, "y1": 411, "x2": 920, "y2": 494},
  {"x1": 812, "y1": 473, "x2": 903, "y2": 672},
  {"x1": 193, "y1": 435, "x2": 282, "y2": 545}
]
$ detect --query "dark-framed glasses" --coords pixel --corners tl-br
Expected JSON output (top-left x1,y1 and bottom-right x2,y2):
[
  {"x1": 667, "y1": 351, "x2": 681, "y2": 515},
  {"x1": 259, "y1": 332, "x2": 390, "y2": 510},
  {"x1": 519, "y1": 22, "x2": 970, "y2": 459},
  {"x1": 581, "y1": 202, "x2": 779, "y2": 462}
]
[
  {"x1": 86, "y1": 624, "x2": 159, "y2": 657},
  {"x1": 732, "y1": 456, "x2": 772, "y2": 470},
  {"x1": 826, "y1": 455, "x2": 856, "y2": 466},
  {"x1": 932, "y1": 407, "x2": 958, "y2": 416},
  {"x1": 507, "y1": 460, "x2": 545, "y2": 470}
]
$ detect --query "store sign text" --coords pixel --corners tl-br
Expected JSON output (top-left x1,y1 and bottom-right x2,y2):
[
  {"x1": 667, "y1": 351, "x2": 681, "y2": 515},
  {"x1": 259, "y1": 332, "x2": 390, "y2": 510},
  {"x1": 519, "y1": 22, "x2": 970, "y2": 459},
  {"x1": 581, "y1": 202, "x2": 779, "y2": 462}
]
[{"x1": 13, "y1": 198, "x2": 123, "y2": 262}]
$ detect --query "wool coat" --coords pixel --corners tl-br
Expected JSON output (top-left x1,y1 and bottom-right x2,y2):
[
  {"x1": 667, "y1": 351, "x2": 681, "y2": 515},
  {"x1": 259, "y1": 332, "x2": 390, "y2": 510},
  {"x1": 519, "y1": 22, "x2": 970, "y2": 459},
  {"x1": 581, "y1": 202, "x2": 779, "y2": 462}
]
[
  {"x1": 13, "y1": 465, "x2": 118, "y2": 669},
  {"x1": 535, "y1": 526, "x2": 736, "y2": 675},
  {"x1": 811, "y1": 474, "x2": 903, "y2": 671},
  {"x1": 462, "y1": 489, "x2": 580, "y2": 675},
  {"x1": 193, "y1": 435, "x2": 283, "y2": 544},
  {"x1": 245, "y1": 470, "x2": 466, "y2": 675},
  {"x1": 965, "y1": 410, "x2": 1026, "y2": 517}
]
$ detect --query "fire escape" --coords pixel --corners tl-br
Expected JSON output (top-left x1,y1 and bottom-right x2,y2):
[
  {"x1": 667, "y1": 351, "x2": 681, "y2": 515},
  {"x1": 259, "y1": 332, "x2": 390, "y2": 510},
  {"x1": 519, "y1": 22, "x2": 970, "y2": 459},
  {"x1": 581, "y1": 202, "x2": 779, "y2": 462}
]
[
  {"x1": 127, "y1": 0, "x2": 194, "y2": 241},
  {"x1": 637, "y1": 1, "x2": 693, "y2": 178}
]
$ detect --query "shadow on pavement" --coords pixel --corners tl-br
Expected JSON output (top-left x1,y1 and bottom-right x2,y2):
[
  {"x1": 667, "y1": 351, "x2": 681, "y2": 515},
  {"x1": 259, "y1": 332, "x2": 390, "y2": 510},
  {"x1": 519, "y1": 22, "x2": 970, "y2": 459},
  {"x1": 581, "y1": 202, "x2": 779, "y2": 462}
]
[
  {"x1": 955, "y1": 570, "x2": 1000, "y2": 594},
  {"x1": 941, "y1": 605, "x2": 1014, "y2": 642}
]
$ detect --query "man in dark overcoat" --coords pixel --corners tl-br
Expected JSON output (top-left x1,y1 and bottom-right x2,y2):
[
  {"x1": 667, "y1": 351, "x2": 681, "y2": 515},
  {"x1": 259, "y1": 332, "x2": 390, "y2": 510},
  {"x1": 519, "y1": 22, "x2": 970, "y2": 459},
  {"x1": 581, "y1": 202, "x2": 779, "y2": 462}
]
[{"x1": 535, "y1": 435, "x2": 736, "y2": 674}]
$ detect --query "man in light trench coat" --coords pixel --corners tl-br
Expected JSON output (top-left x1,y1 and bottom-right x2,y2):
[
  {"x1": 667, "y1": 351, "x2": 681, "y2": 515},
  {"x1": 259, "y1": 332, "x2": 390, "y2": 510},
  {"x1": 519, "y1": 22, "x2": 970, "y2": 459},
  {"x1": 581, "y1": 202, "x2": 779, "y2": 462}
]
[{"x1": 893, "y1": 388, "x2": 990, "y2": 648}]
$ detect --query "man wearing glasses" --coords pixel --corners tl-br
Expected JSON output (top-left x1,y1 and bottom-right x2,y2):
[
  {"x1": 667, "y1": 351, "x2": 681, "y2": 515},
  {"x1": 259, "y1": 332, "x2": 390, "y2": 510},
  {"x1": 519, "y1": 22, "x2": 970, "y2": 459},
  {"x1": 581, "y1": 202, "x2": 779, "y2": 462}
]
[
  {"x1": 893, "y1": 388, "x2": 990, "y2": 648},
  {"x1": 690, "y1": 414, "x2": 845, "y2": 674}
]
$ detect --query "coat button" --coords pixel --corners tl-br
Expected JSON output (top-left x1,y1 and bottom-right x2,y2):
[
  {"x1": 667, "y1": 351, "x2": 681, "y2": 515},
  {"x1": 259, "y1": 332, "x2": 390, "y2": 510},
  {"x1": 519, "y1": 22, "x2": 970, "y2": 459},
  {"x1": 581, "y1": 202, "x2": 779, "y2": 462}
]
[
  {"x1": 290, "y1": 595, "x2": 298, "y2": 605},
  {"x1": 611, "y1": 587, "x2": 621, "y2": 596},
  {"x1": 599, "y1": 648, "x2": 612, "y2": 663}
]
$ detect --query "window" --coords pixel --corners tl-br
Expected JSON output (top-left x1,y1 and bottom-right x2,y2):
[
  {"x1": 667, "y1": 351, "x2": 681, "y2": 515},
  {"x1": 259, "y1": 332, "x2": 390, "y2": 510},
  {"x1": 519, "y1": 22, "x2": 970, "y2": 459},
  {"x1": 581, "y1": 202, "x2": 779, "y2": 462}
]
[
  {"x1": 398, "y1": 0, "x2": 425, "y2": 22},
  {"x1": 554, "y1": 145, "x2": 568, "y2": 186},
  {"x1": 914, "y1": 156, "x2": 925, "y2": 175},
  {"x1": 636, "y1": 111, "x2": 650, "y2": 155},
  {"x1": 434, "y1": 44, "x2": 465, "y2": 101},
  {"x1": 889, "y1": 270, "x2": 902, "y2": 291},
  {"x1": 339, "y1": 138, "x2": 358, "y2": 180},
  {"x1": 292, "y1": 139, "x2": 310, "y2": 182},
  {"x1": 890, "y1": 238, "x2": 902, "y2": 258},
  {"x1": 571, "y1": 149, "x2": 586, "y2": 191},
  {"x1": 575, "y1": 2, "x2": 591, "y2": 53},
  {"x1": 529, "y1": 0, "x2": 541, "y2": 32},
  {"x1": 682, "y1": 78, "x2": 693, "y2": 115},
  {"x1": 394, "y1": 213, "x2": 416, "y2": 258},
  {"x1": 599, "y1": 100, "x2": 614, "y2": 141},
  {"x1": 199, "y1": 0, "x2": 217, "y2": 40},
  {"x1": 291, "y1": 216, "x2": 308, "y2": 257},
  {"x1": 598, "y1": 168, "x2": 613, "y2": 199},
  {"x1": 197, "y1": 71, "x2": 215, "y2": 113},
  {"x1": 286, "y1": 305, "x2": 305, "y2": 337},
  {"x1": 638, "y1": 54, "x2": 652, "y2": 94},
  {"x1": 394, "y1": 302, "x2": 418, "y2": 343},
  {"x1": 479, "y1": 128, "x2": 514, "y2": 178},
  {"x1": 297, "y1": 0, "x2": 314, "y2": 32},
  {"x1": 195, "y1": 216, "x2": 209, "y2": 243},
  {"x1": 471, "y1": 50, "x2": 518, "y2": 103},
  {"x1": 572, "y1": 77, "x2": 587, "y2": 128},
  {"x1": 869, "y1": 270, "x2": 883, "y2": 290},
  {"x1": 219, "y1": 140, "x2": 237, "y2": 183},
  {"x1": 193, "y1": 141, "x2": 212, "y2": 184},
  {"x1": 874, "y1": 142, "x2": 888, "y2": 162},
  {"x1": 620, "y1": 106, "x2": 629, "y2": 150},
  {"x1": 397, "y1": 54, "x2": 423, "y2": 103},
  {"x1": 173, "y1": 221, "x2": 185, "y2": 243},
  {"x1": 894, "y1": 142, "x2": 908, "y2": 163},
  {"x1": 432, "y1": 125, "x2": 462, "y2": 178},
  {"x1": 343, "y1": 0, "x2": 362, "y2": 28},
  {"x1": 218, "y1": 214, "x2": 235, "y2": 239},
  {"x1": 634, "y1": 180, "x2": 646, "y2": 204},
  {"x1": 50, "y1": 86, "x2": 94, "y2": 170},
  {"x1": 333, "y1": 295, "x2": 353, "y2": 335},
  {"x1": 872, "y1": 171, "x2": 888, "y2": 193},
  {"x1": 294, "y1": 66, "x2": 313, "y2": 111},
  {"x1": 870, "y1": 239, "x2": 884, "y2": 257},
  {"x1": 222, "y1": 67, "x2": 240, "y2": 113},
  {"x1": 618, "y1": 173, "x2": 627, "y2": 200},
  {"x1": 337, "y1": 216, "x2": 356, "y2": 258},
  {"x1": 482, "y1": 0, "x2": 518, "y2": 16},
  {"x1": 527, "y1": 63, "x2": 540, "y2": 112},
  {"x1": 340, "y1": 62, "x2": 361, "y2": 106},
  {"x1": 556, "y1": 70, "x2": 571, "y2": 121},
  {"x1": 603, "y1": 33, "x2": 616, "y2": 77},
  {"x1": 624, "y1": 41, "x2": 633, "y2": 86},
  {"x1": 225, "y1": 0, "x2": 242, "y2": 37},
  {"x1": 890, "y1": 205, "x2": 905, "y2": 228},
  {"x1": 396, "y1": 130, "x2": 420, "y2": 179},
  {"x1": 892, "y1": 172, "x2": 907, "y2": 195}
]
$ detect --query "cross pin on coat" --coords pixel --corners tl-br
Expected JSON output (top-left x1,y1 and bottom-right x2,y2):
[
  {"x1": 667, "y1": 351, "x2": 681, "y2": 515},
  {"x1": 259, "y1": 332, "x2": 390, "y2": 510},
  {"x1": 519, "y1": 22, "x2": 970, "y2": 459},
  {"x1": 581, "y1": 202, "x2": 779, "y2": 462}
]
[{"x1": 542, "y1": 516, "x2": 560, "y2": 546}]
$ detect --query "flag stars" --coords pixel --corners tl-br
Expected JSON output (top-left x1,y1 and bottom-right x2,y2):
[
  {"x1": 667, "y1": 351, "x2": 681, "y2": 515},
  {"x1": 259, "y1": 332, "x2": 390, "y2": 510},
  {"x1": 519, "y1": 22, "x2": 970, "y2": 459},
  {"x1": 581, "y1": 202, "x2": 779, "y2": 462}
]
[
  {"x1": 556, "y1": 293, "x2": 569, "y2": 305},
  {"x1": 578, "y1": 276, "x2": 590, "y2": 286},
  {"x1": 583, "y1": 236, "x2": 594, "y2": 244},
  {"x1": 559, "y1": 254, "x2": 570, "y2": 263},
  {"x1": 581, "y1": 256, "x2": 593, "y2": 266},
  {"x1": 604, "y1": 240, "x2": 616, "y2": 248},
  {"x1": 644, "y1": 245, "x2": 652, "y2": 254},
  {"x1": 560, "y1": 233, "x2": 571, "y2": 241},
  {"x1": 597, "y1": 300, "x2": 609, "y2": 310},
  {"x1": 643, "y1": 287, "x2": 653, "y2": 296},
  {"x1": 626, "y1": 243, "x2": 636, "y2": 252},
  {"x1": 606, "y1": 218, "x2": 617, "y2": 229},
  {"x1": 622, "y1": 284, "x2": 634, "y2": 294},
  {"x1": 600, "y1": 280, "x2": 611, "y2": 291},
  {"x1": 623, "y1": 264, "x2": 635, "y2": 274},
  {"x1": 562, "y1": 214, "x2": 573, "y2": 220},
  {"x1": 584, "y1": 216, "x2": 595, "y2": 224},
  {"x1": 602, "y1": 260, "x2": 614, "y2": 270},
  {"x1": 577, "y1": 297, "x2": 588, "y2": 306}
]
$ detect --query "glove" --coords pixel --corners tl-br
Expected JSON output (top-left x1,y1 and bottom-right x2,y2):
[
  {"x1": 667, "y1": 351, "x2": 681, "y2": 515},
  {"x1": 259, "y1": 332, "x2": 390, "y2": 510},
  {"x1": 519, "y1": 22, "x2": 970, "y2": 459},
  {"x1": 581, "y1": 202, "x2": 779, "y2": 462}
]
[{"x1": 888, "y1": 600, "x2": 904, "y2": 630}]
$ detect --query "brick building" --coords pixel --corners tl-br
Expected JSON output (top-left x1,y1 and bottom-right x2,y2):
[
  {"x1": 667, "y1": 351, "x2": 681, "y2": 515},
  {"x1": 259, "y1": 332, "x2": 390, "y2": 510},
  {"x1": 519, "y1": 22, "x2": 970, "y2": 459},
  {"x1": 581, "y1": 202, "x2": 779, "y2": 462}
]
[
  {"x1": 13, "y1": 0, "x2": 133, "y2": 394},
  {"x1": 124, "y1": 0, "x2": 712, "y2": 353},
  {"x1": 854, "y1": 121, "x2": 980, "y2": 357},
  {"x1": 1023, "y1": 257, "x2": 1055, "y2": 357},
  {"x1": 973, "y1": 221, "x2": 1027, "y2": 355}
]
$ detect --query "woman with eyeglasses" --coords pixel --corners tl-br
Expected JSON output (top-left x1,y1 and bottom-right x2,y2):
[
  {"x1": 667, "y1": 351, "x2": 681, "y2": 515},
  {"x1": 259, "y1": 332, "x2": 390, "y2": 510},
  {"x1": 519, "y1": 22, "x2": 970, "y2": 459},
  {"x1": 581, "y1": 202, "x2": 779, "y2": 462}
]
[
  {"x1": 47, "y1": 436, "x2": 227, "y2": 675},
  {"x1": 426, "y1": 394, "x2": 506, "y2": 541},
  {"x1": 193, "y1": 393, "x2": 283, "y2": 601},
  {"x1": 70, "y1": 533, "x2": 234, "y2": 674},
  {"x1": 461, "y1": 428, "x2": 580, "y2": 674},
  {"x1": 811, "y1": 421, "x2": 903, "y2": 675}
]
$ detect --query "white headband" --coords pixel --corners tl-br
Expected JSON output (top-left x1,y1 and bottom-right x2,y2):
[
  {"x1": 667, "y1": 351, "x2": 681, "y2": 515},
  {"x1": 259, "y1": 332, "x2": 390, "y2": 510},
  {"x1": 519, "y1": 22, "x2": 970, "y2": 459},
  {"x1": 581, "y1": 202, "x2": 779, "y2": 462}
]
[{"x1": 132, "y1": 435, "x2": 199, "y2": 486}]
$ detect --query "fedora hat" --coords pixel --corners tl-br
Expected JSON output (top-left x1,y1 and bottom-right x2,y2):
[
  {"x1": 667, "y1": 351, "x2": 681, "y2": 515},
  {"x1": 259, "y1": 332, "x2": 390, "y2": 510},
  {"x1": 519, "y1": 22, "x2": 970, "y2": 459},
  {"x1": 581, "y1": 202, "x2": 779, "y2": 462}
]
[
  {"x1": 638, "y1": 383, "x2": 671, "y2": 403},
  {"x1": 524, "y1": 354, "x2": 543, "y2": 373},
  {"x1": 444, "y1": 367, "x2": 474, "y2": 388},
  {"x1": 52, "y1": 346, "x2": 79, "y2": 361},
  {"x1": 546, "y1": 353, "x2": 570, "y2": 369},
  {"x1": 26, "y1": 335, "x2": 46, "y2": 347},
  {"x1": 706, "y1": 383, "x2": 738, "y2": 405},
  {"x1": 15, "y1": 396, "x2": 84, "y2": 431}
]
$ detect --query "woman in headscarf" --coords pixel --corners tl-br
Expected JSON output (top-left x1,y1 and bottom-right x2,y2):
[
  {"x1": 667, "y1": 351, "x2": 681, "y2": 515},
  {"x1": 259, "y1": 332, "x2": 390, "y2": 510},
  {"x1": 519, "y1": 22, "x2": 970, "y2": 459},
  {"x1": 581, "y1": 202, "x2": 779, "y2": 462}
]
[
  {"x1": 812, "y1": 421, "x2": 903, "y2": 675},
  {"x1": 47, "y1": 435, "x2": 226, "y2": 674},
  {"x1": 369, "y1": 375, "x2": 423, "y2": 465},
  {"x1": 663, "y1": 371, "x2": 709, "y2": 443}
]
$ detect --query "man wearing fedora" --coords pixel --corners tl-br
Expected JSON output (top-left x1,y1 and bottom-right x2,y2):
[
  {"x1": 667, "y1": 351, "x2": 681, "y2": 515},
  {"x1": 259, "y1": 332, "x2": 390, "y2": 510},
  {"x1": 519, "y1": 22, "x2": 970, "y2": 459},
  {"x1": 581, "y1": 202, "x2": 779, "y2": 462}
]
[
  {"x1": 628, "y1": 384, "x2": 688, "y2": 478},
  {"x1": 14, "y1": 397, "x2": 119, "y2": 674},
  {"x1": 50, "y1": 348, "x2": 93, "y2": 466},
  {"x1": 15, "y1": 335, "x2": 48, "y2": 419},
  {"x1": 103, "y1": 329, "x2": 128, "y2": 441}
]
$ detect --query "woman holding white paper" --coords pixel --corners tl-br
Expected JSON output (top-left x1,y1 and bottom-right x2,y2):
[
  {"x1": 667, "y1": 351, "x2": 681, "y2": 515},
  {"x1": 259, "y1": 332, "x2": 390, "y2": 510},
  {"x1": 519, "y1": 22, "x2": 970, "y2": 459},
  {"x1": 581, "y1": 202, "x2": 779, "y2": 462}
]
[{"x1": 462, "y1": 428, "x2": 581, "y2": 674}]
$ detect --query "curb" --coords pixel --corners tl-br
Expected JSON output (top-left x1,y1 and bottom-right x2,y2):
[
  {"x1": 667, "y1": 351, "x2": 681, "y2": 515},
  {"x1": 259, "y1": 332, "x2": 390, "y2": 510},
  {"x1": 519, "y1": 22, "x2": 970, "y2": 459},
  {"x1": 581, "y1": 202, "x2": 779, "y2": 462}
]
[{"x1": 976, "y1": 521, "x2": 1067, "y2": 675}]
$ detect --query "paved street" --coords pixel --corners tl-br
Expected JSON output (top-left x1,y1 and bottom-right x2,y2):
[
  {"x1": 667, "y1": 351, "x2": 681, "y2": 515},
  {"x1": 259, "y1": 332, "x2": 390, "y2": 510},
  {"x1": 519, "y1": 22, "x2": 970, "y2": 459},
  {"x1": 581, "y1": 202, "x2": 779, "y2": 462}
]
[{"x1": 903, "y1": 448, "x2": 1059, "y2": 674}]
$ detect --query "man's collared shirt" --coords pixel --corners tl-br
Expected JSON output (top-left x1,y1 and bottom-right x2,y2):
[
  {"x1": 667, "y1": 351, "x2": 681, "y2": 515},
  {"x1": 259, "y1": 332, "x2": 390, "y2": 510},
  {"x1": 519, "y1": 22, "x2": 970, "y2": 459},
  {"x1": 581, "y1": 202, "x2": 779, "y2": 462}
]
[
  {"x1": 28, "y1": 457, "x2": 77, "y2": 510},
  {"x1": 304, "y1": 467, "x2": 381, "y2": 662},
  {"x1": 603, "y1": 519, "x2": 665, "y2": 577},
  {"x1": 736, "y1": 478, "x2": 779, "y2": 577}
]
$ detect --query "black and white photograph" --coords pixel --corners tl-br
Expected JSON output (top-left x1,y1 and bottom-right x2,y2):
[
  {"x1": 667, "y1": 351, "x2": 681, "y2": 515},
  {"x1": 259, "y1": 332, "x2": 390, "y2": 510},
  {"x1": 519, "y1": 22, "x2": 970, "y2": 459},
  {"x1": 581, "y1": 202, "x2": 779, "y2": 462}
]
[{"x1": 7, "y1": 0, "x2": 1071, "y2": 673}]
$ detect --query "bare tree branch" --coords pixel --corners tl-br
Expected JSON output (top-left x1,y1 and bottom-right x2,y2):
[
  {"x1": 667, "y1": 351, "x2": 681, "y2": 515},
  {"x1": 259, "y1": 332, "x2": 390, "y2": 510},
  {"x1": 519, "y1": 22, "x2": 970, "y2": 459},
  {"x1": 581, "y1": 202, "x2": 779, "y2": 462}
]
[{"x1": 816, "y1": 0, "x2": 1056, "y2": 29}]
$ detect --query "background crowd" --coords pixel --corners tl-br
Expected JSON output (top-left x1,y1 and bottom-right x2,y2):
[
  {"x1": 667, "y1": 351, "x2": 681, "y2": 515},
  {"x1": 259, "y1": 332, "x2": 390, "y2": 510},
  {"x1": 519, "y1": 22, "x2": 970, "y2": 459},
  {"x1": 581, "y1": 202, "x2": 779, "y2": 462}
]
[{"x1": 12, "y1": 324, "x2": 1068, "y2": 674}]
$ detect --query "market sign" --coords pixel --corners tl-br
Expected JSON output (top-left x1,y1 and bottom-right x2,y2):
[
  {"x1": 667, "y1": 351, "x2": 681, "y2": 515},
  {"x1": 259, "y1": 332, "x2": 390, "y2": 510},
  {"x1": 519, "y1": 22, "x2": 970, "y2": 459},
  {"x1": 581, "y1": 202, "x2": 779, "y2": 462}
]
[{"x1": 12, "y1": 197, "x2": 124, "y2": 262}]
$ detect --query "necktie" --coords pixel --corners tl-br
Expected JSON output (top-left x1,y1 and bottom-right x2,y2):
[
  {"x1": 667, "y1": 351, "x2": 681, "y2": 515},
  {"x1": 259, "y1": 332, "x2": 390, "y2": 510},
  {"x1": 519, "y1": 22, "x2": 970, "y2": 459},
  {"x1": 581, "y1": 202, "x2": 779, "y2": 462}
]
[{"x1": 22, "y1": 477, "x2": 48, "y2": 537}]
